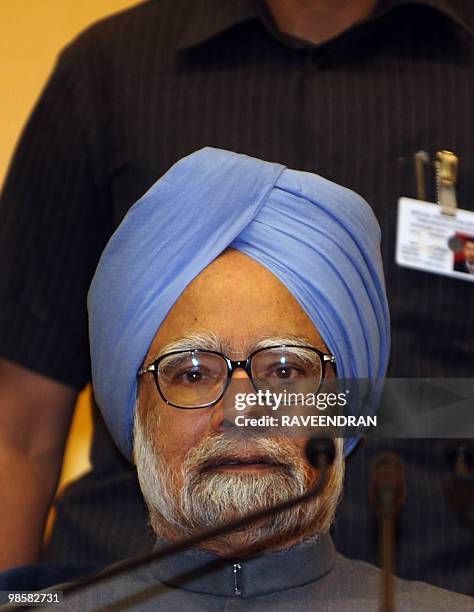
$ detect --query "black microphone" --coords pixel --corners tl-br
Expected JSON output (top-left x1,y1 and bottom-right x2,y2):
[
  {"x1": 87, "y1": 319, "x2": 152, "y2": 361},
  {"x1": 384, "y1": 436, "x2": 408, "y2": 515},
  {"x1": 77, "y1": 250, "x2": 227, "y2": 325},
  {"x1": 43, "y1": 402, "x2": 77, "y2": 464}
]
[
  {"x1": 446, "y1": 440, "x2": 474, "y2": 488},
  {"x1": 305, "y1": 436, "x2": 336, "y2": 470},
  {"x1": 369, "y1": 452, "x2": 405, "y2": 612},
  {"x1": 444, "y1": 441, "x2": 474, "y2": 529},
  {"x1": 48, "y1": 437, "x2": 336, "y2": 603},
  {"x1": 370, "y1": 452, "x2": 405, "y2": 518}
]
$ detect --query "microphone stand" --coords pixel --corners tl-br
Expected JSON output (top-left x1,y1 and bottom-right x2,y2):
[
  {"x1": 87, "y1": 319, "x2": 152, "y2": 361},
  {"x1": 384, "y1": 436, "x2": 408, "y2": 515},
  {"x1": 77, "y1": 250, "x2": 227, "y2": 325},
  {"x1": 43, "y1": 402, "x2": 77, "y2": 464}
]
[
  {"x1": 449, "y1": 442, "x2": 474, "y2": 488},
  {"x1": 380, "y1": 504, "x2": 395, "y2": 612},
  {"x1": 370, "y1": 452, "x2": 405, "y2": 612}
]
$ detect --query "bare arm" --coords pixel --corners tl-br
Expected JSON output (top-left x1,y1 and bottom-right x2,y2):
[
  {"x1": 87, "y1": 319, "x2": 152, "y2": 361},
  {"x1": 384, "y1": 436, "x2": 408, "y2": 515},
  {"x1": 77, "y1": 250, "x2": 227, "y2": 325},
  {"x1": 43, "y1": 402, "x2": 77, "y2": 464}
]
[{"x1": 0, "y1": 358, "x2": 78, "y2": 570}]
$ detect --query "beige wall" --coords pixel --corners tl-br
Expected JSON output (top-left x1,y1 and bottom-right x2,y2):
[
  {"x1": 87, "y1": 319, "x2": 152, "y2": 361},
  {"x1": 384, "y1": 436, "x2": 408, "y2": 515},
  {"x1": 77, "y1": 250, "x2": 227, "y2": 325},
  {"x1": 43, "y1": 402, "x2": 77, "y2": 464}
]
[
  {"x1": 1, "y1": 1, "x2": 141, "y2": 487},
  {"x1": 1, "y1": 0, "x2": 141, "y2": 186}
]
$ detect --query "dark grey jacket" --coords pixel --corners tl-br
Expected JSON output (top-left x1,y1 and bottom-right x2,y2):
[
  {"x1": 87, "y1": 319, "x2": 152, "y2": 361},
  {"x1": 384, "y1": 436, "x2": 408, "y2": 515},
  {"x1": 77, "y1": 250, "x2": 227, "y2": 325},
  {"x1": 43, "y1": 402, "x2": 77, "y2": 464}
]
[{"x1": 38, "y1": 535, "x2": 474, "y2": 611}]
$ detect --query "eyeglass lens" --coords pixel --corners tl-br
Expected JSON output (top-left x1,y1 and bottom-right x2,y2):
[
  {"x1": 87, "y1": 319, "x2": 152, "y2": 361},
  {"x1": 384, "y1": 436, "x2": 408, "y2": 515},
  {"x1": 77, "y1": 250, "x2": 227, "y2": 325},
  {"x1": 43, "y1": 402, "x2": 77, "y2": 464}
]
[
  {"x1": 158, "y1": 351, "x2": 228, "y2": 408},
  {"x1": 251, "y1": 347, "x2": 323, "y2": 395}
]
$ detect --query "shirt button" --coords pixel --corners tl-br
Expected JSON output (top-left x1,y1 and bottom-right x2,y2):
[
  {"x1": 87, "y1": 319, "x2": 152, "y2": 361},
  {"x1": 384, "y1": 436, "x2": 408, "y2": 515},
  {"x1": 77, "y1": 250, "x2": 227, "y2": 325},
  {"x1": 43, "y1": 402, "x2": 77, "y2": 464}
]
[{"x1": 312, "y1": 49, "x2": 332, "y2": 69}]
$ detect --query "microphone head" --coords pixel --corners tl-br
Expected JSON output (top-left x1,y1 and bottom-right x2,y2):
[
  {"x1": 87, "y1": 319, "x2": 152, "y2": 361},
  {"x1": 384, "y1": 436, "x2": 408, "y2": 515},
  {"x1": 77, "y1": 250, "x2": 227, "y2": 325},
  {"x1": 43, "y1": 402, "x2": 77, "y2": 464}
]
[
  {"x1": 369, "y1": 452, "x2": 405, "y2": 517},
  {"x1": 305, "y1": 438, "x2": 336, "y2": 468},
  {"x1": 446, "y1": 440, "x2": 474, "y2": 475}
]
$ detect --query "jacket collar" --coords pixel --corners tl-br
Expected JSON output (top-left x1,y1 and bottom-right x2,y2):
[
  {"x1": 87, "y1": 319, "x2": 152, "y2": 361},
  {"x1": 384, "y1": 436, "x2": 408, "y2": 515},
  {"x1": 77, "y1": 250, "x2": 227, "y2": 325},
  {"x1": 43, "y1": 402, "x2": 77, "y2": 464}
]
[{"x1": 145, "y1": 533, "x2": 336, "y2": 598}]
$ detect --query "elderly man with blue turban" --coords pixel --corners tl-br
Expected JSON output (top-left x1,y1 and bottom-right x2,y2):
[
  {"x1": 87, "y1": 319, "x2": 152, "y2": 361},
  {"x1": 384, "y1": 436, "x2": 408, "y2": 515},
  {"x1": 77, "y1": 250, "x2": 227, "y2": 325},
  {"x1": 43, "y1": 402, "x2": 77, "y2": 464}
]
[{"x1": 59, "y1": 148, "x2": 469, "y2": 610}]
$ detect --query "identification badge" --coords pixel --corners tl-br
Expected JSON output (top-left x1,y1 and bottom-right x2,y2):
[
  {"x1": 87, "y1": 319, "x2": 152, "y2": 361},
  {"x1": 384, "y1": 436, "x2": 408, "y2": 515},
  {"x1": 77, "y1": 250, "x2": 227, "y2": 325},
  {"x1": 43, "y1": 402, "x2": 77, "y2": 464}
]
[{"x1": 396, "y1": 197, "x2": 474, "y2": 281}]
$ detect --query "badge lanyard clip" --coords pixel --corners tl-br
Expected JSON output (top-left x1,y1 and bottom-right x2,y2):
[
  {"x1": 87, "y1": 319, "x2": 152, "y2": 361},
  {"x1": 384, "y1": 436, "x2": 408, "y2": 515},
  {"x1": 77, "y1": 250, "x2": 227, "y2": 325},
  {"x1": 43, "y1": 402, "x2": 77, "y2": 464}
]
[
  {"x1": 435, "y1": 150, "x2": 458, "y2": 216},
  {"x1": 414, "y1": 151, "x2": 429, "y2": 201}
]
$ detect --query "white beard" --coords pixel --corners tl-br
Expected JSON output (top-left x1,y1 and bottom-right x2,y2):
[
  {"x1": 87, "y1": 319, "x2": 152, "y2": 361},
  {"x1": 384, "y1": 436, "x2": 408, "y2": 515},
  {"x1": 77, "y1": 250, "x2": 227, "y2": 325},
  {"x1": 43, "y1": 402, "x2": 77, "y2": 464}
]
[{"x1": 134, "y1": 411, "x2": 344, "y2": 554}]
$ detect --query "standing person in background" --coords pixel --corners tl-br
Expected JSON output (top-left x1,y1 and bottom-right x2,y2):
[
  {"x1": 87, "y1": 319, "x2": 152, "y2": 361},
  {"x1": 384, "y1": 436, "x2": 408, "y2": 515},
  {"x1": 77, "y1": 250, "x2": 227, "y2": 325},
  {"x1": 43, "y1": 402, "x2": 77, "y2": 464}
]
[{"x1": 0, "y1": 0, "x2": 473, "y2": 595}]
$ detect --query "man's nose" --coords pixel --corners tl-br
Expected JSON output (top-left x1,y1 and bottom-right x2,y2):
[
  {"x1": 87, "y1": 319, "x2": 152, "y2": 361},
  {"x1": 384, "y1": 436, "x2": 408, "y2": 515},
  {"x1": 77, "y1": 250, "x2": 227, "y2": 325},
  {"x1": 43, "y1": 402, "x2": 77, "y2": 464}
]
[{"x1": 210, "y1": 367, "x2": 254, "y2": 432}]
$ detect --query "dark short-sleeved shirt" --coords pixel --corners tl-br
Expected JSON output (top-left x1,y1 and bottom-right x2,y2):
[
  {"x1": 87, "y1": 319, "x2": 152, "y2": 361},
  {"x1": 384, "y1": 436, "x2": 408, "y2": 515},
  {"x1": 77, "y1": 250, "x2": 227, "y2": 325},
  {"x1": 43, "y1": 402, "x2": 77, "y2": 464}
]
[{"x1": 0, "y1": 0, "x2": 473, "y2": 595}]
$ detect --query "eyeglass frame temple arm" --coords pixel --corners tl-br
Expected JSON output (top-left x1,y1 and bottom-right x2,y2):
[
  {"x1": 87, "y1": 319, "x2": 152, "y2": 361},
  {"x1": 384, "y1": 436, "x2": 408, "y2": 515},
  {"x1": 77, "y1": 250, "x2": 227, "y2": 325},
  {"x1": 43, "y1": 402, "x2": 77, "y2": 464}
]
[{"x1": 138, "y1": 364, "x2": 156, "y2": 377}]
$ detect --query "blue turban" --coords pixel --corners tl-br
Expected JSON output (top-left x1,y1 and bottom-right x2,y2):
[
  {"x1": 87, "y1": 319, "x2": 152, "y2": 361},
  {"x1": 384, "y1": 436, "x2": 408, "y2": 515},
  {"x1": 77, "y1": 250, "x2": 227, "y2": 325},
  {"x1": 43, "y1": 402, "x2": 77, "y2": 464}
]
[{"x1": 88, "y1": 147, "x2": 390, "y2": 460}]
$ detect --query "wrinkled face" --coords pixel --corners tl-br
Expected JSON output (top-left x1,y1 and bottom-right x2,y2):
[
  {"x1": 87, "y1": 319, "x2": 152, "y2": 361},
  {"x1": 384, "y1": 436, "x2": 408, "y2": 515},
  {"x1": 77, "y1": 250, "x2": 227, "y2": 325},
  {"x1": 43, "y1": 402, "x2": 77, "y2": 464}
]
[
  {"x1": 464, "y1": 240, "x2": 474, "y2": 264},
  {"x1": 135, "y1": 249, "x2": 344, "y2": 556}
]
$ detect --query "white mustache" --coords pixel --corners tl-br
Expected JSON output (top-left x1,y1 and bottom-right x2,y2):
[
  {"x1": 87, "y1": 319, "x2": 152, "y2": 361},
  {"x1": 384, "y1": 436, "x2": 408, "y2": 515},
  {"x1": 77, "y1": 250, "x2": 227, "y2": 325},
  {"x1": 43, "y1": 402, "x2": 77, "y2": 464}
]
[{"x1": 185, "y1": 434, "x2": 306, "y2": 478}]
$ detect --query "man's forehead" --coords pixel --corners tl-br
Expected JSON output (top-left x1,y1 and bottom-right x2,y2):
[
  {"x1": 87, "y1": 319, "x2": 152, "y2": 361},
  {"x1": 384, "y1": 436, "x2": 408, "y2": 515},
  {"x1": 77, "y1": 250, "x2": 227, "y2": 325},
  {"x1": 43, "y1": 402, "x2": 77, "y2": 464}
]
[
  {"x1": 150, "y1": 332, "x2": 320, "y2": 361},
  {"x1": 145, "y1": 251, "x2": 325, "y2": 362}
]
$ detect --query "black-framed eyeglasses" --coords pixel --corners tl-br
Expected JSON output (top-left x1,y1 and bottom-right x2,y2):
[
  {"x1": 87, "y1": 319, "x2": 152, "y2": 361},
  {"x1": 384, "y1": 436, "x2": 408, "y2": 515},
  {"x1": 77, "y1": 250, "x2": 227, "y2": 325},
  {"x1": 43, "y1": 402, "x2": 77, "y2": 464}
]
[{"x1": 137, "y1": 345, "x2": 336, "y2": 409}]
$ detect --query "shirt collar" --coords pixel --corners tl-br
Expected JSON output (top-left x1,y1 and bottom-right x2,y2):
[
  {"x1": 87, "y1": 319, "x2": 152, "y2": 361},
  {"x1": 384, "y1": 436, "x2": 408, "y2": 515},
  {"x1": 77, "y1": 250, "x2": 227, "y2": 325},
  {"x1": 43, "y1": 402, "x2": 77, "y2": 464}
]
[
  {"x1": 143, "y1": 533, "x2": 336, "y2": 598},
  {"x1": 177, "y1": 0, "x2": 473, "y2": 50},
  {"x1": 375, "y1": 0, "x2": 473, "y2": 36},
  {"x1": 177, "y1": 0, "x2": 261, "y2": 50}
]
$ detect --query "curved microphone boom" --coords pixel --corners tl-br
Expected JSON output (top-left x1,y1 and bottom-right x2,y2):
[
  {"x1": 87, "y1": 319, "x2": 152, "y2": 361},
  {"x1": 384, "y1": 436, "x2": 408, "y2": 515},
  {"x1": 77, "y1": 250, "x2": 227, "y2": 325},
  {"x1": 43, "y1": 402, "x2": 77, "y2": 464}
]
[{"x1": 50, "y1": 438, "x2": 336, "y2": 603}]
